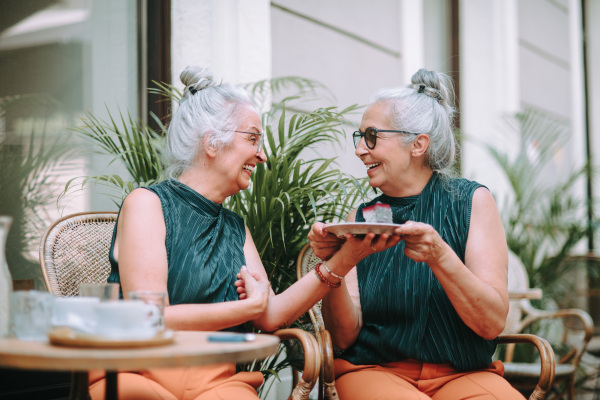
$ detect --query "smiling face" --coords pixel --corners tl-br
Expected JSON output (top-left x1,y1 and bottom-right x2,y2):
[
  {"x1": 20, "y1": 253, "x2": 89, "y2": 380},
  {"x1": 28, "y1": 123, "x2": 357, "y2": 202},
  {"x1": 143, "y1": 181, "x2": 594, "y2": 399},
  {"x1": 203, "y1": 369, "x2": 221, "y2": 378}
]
[
  {"x1": 355, "y1": 101, "x2": 415, "y2": 195},
  {"x1": 216, "y1": 106, "x2": 266, "y2": 197}
]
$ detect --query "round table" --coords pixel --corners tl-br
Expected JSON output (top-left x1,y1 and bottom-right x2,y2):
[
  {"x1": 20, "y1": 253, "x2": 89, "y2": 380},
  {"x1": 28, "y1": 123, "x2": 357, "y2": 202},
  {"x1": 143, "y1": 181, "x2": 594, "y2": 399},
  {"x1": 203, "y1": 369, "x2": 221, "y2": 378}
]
[{"x1": 0, "y1": 330, "x2": 279, "y2": 400}]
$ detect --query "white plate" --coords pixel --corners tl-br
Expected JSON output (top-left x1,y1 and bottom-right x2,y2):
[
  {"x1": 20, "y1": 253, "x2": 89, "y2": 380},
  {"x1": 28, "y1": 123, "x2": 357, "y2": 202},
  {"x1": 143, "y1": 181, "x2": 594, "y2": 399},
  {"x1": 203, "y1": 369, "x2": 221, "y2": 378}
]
[{"x1": 323, "y1": 222, "x2": 403, "y2": 238}]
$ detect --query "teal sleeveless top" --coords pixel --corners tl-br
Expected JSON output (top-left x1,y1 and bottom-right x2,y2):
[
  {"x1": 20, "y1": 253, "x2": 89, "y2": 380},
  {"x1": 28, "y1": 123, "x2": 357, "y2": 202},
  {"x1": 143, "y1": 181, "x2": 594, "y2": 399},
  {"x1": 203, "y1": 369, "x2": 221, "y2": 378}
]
[
  {"x1": 108, "y1": 179, "x2": 247, "y2": 332},
  {"x1": 340, "y1": 173, "x2": 498, "y2": 371}
]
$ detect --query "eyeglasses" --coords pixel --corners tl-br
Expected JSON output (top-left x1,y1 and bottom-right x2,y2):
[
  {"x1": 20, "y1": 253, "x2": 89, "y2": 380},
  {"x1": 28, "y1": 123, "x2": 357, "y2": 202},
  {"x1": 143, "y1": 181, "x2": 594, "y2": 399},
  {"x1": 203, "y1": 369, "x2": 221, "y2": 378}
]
[
  {"x1": 352, "y1": 127, "x2": 419, "y2": 149},
  {"x1": 233, "y1": 131, "x2": 264, "y2": 153}
]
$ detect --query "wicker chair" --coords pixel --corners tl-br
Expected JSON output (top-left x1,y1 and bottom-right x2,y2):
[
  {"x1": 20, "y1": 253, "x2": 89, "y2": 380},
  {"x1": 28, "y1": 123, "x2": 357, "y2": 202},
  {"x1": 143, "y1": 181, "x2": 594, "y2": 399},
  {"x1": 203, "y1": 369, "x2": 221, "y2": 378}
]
[
  {"x1": 39, "y1": 211, "x2": 320, "y2": 400},
  {"x1": 502, "y1": 251, "x2": 595, "y2": 400},
  {"x1": 297, "y1": 243, "x2": 557, "y2": 400}
]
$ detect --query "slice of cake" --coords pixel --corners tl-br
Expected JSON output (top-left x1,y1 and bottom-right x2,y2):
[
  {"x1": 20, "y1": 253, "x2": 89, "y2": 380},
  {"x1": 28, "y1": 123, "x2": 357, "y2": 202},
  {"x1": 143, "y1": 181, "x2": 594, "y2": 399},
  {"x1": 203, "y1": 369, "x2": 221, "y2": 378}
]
[{"x1": 362, "y1": 202, "x2": 393, "y2": 223}]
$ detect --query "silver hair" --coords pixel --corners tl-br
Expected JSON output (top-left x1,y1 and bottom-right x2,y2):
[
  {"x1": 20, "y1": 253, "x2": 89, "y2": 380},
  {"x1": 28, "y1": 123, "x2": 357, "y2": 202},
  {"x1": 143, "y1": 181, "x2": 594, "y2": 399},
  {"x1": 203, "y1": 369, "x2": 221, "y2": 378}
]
[
  {"x1": 370, "y1": 68, "x2": 458, "y2": 173},
  {"x1": 164, "y1": 65, "x2": 258, "y2": 178}
]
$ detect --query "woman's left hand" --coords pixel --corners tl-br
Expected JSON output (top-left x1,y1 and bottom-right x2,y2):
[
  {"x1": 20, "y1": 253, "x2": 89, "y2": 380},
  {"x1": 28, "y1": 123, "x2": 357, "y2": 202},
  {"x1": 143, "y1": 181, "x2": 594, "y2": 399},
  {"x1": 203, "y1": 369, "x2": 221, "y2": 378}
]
[{"x1": 394, "y1": 221, "x2": 447, "y2": 265}]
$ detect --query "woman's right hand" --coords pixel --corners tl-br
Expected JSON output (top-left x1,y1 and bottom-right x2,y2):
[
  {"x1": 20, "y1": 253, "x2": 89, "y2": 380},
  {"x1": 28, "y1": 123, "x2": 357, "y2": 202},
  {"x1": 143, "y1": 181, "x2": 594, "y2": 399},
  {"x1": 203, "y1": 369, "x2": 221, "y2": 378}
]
[{"x1": 307, "y1": 222, "x2": 345, "y2": 260}]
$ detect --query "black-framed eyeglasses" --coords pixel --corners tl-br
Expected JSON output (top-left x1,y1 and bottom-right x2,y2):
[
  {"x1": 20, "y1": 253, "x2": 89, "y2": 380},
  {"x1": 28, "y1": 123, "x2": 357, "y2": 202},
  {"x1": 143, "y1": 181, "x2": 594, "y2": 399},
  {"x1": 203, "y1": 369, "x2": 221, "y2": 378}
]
[
  {"x1": 233, "y1": 131, "x2": 265, "y2": 153},
  {"x1": 352, "y1": 127, "x2": 419, "y2": 149}
]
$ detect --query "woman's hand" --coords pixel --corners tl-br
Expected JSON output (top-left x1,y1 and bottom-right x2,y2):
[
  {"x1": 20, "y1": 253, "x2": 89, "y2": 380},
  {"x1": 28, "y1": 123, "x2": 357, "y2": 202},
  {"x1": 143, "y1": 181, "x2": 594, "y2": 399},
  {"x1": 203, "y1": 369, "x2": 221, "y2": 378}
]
[
  {"x1": 307, "y1": 222, "x2": 345, "y2": 260},
  {"x1": 394, "y1": 221, "x2": 447, "y2": 264},
  {"x1": 235, "y1": 273, "x2": 247, "y2": 299},
  {"x1": 237, "y1": 266, "x2": 270, "y2": 316},
  {"x1": 336, "y1": 232, "x2": 403, "y2": 268},
  {"x1": 394, "y1": 221, "x2": 447, "y2": 265}
]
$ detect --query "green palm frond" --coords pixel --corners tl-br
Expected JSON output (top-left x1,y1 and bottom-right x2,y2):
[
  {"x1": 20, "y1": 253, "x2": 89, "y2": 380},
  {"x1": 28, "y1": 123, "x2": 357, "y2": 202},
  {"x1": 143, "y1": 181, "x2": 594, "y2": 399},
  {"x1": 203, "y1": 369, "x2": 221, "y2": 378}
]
[{"x1": 61, "y1": 106, "x2": 166, "y2": 202}]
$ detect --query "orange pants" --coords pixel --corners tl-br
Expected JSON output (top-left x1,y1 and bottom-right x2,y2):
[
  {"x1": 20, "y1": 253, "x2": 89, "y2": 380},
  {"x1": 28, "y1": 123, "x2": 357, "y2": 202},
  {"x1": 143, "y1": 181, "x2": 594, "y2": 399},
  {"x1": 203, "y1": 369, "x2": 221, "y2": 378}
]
[
  {"x1": 89, "y1": 363, "x2": 263, "y2": 400},
  {"x1": 334, "y1": 358, "x2": 526, "y2": 400}
]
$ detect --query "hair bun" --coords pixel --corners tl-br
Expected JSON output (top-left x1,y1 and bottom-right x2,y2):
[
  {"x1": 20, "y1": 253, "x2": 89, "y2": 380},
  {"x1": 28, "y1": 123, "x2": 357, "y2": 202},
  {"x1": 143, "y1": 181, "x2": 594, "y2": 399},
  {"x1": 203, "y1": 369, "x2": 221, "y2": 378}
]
[
  {"x1": 180, "y1": 66, "x2": 216, "y2": 94},
  {"x1": 410, "y1": 68, "x2": 454, "y2": 111}
]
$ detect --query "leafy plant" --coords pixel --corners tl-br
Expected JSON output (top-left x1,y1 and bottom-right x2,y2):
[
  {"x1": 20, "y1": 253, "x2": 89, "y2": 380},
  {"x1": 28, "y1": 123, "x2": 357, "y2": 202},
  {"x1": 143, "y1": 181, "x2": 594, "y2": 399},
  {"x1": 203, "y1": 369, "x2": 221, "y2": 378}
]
[
  {"x1": 60, "y1": 108, "x2": 166, "y2": 204},
  {"x1": 485, "y1": 106, "x2": 597, "y2": 303}
]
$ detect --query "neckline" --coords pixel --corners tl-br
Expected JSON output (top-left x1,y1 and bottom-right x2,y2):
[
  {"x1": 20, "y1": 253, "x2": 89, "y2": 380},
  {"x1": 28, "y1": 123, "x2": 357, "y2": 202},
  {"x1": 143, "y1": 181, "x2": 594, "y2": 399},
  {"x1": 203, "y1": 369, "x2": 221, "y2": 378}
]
[
  {"x1": 167, "y1": 179, "x2": 223, "y2": 216},
  {"x1": 379, "y1": 173, "x2": 438, "y2": 206}
]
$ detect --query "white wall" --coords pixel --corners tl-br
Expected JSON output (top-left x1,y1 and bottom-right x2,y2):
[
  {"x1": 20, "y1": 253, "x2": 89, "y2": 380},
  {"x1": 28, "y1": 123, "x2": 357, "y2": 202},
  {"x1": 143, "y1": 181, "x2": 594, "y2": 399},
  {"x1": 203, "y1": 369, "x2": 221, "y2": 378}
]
[
  {"x1": 270, "y1": 0, "x2": 433, "y2": 182},
  {"x1": 171, "y1": 0, "x2": 271, "y2": 93},
  {"x1": 459, "y1": 0, "x2": 520, "y2": 201}
]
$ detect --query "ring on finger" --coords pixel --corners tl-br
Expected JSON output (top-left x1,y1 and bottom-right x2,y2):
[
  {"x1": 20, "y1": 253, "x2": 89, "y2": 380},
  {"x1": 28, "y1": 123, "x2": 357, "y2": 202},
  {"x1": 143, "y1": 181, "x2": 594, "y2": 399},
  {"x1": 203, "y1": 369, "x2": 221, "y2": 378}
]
[{"x1": 371, "y1": 245, "x2": 377, "y2": 252}]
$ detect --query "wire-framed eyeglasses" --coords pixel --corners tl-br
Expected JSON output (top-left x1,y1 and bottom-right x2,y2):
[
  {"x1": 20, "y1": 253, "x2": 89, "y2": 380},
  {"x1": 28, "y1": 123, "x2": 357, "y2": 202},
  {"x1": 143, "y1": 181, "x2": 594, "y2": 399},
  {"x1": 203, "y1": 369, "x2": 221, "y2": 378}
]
[
  {"x1": 353, "y1": 127, "x2": 419, "y2": 149},
  {"x1": 233, "y1": 131, "x2": 265, "y2": 153}
]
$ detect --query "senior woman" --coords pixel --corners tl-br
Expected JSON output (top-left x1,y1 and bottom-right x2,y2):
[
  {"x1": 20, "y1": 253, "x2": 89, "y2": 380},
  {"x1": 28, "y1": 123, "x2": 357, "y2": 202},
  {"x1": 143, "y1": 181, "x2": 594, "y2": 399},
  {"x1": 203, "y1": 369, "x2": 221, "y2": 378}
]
[
  {"x1": 89, "y1": 66, "x2": 346, "y2": 400},
  {"x1": 307, "y1": 69, "x2": 524, "y2": 400}
]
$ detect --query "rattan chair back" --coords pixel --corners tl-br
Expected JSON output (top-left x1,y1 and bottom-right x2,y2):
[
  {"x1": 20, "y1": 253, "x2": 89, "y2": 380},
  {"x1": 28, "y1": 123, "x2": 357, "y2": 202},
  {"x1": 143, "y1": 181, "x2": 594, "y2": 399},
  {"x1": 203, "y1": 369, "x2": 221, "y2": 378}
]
[
  {"x1": 39, "y1": 212, "x2": 118, "y2": 297},
  {"x1": 297, "y1": 244, "x2": 327, "y2": 332}
]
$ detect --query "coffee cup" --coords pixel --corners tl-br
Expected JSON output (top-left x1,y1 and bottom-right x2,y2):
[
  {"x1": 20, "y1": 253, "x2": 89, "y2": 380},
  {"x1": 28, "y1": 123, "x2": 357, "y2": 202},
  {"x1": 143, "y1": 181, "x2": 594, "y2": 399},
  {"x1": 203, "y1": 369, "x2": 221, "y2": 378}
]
[
  {"x1": 52, "y1": 296, "x2": 100, "y2": 334},
  {"x1": 94, "y1": 300, "x2": 160, "y2": 339}
]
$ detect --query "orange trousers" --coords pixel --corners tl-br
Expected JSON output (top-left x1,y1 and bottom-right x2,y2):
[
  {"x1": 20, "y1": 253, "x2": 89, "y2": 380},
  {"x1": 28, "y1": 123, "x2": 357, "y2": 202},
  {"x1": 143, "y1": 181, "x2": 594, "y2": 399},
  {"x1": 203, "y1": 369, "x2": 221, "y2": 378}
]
[
  {"x1": 89, "y1": 363, "x2": 263, "y2": 400},
  {"x1": 334, "y1": 358, "x2": 526, "y2": 400}
]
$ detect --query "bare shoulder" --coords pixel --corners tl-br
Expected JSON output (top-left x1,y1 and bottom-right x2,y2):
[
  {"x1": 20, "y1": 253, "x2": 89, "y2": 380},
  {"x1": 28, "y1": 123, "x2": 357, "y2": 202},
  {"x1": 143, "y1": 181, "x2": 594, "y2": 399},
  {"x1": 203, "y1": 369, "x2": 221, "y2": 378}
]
[
  {"x1": 118, "y1": 188, "x2": 164, "y2": 233},
  {"x1": 122, "y1": 188, "x2": 162, "y2": 212},
  {"x1": 471, "y1": 186, "x2": 498, "y2": 213},
  {"x1": 346, "y1": 207, "x2": 359, "y2": 222}
]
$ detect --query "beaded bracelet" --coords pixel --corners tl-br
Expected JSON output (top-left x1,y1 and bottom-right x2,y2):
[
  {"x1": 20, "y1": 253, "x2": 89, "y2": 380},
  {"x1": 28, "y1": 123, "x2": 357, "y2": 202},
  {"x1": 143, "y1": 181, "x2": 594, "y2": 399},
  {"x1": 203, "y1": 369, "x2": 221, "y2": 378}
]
[
  {"x1": 314, "y1": 263, "x2": 342, "y2": 288},
  {"x1": 321, "y1": 261, "x2": 343, "y2": 280}
]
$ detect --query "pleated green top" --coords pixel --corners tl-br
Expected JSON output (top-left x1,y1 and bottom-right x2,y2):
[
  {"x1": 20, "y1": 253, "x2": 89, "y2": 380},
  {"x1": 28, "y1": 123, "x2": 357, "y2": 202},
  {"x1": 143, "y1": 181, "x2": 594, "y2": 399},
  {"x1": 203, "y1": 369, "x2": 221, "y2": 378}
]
[
  {"x1": 108, "y1": 179, "x2": 247, "y2": 332},
  {"x1": 340, "y1": 173, "x2": 498, "y2": 371}
]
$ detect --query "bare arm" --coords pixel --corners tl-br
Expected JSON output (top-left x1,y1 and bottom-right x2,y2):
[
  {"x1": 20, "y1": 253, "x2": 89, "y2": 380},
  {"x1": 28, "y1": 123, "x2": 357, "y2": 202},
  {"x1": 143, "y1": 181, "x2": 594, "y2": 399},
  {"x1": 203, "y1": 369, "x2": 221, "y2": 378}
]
[
  {"x1": 243, "y1": 219, "x2": 401, "y2": 333},
  {"x1": 394, "y1": 187, "x2": 509, "y2": 339},
  {"x1": 114, "y1": 189, "x2": 268, "y2": 331},
  {"x1": 321, "y1": 266, "x2": 362, "y2": 349},
  {"x1": 309, "y1": 208, "x2": 400, "y2": 349}
]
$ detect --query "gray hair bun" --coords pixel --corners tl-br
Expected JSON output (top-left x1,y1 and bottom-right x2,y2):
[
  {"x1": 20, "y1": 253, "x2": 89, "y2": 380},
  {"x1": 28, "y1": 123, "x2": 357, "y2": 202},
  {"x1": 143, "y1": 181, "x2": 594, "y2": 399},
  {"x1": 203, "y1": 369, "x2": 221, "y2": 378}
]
[
  {"x1": 180, "y1": 66, "x2": 217, "y2": 96},
  {"x1": 410, "y1": 68, "x2": 455, "y2": 114}
]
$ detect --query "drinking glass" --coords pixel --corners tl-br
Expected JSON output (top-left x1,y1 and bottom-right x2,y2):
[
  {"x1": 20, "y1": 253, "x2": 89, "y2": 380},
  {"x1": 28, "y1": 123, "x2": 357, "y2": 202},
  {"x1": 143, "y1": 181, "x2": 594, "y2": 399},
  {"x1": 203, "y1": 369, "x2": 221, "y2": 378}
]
[{"x1": 10, "y1": 290, "x2": 54, "y2": 341}]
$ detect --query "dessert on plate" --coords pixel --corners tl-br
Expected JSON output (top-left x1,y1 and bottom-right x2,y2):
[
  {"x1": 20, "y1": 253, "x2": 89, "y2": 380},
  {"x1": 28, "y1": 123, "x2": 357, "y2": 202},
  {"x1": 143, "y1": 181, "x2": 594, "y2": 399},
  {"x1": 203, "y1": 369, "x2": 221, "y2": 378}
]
[{"x1": 362, "y1": 202, "x2": 393, "y2": 223}]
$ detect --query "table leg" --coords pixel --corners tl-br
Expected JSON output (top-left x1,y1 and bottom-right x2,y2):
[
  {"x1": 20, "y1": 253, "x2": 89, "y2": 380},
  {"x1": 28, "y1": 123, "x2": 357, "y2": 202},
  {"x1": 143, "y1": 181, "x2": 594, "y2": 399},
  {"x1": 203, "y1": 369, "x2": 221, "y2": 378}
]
[
  {"x1": 70, "y1": 371, "x2": 90, "y2": 400},
  {"x1": 105, "y1": 371, "x2": 118, "y2": 400}
]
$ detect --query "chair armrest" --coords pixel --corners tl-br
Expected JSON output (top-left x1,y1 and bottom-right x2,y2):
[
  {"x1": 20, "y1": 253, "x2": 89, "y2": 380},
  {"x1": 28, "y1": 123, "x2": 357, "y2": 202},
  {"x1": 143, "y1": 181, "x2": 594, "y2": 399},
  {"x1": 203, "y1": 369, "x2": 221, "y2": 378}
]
[
  {"x1": 314, "y1": 329, "x2": 338, "y2": 400},
  {"x1": 498, "y1": 334, "x2": 556, "y2": 400},
  {"x1": 517, "y1": 308, "x2": 595, "y2": 363},
  {"x1": 272, "y1": 328, "x2": 320, "y2": 400},
  {"x1": 519, "y1": 308, "x2": 595, "y2": 340}
]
